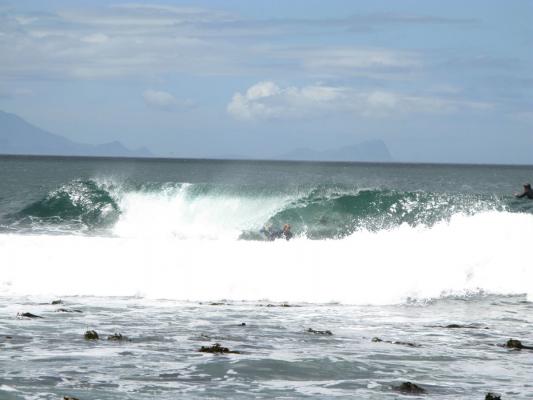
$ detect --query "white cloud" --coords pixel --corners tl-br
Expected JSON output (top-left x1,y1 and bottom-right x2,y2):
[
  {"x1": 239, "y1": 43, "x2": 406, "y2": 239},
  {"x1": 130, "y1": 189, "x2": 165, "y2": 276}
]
[
  {"x1": 227, "y1": 81, "x2": 492, "y2": 120},
  {"x1": 144, "y1": 90, "x2": 176, "y2": 108},
  {"x1": 227, "y1": 81, "x2": 346, "y2": 120},
  {"x1": 143, "y1": 89, "x2": 194, "y2": 111}
]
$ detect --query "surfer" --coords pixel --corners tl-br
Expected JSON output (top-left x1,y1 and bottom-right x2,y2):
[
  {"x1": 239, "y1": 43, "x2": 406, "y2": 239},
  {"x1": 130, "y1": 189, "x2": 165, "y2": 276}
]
[
  {"x1": 515, "y1": 183, "x2": 533, "y2": 199},
  {"x1": 282, "y1": 224, "x2": 293, "y2": 240},
  {"x1": 260, "y1": 223, "x2": 293, "y2": 241}
]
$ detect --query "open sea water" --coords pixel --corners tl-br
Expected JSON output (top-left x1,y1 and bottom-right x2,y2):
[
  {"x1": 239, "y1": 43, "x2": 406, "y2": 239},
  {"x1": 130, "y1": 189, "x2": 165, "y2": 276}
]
[{"x1": 0, "y1": 155, "x2": 532, "y2": 399}]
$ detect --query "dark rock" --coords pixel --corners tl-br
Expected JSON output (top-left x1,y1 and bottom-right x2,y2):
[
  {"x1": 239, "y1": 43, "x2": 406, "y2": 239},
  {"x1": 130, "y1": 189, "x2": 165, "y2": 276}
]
[
  {"x1": 84, "y1": 330, "x2": 99, "y2": 340},
  {"x1": 505, "y1": 339, "x2": 533, "y2": 350},
  {"x1": 159, "y1": 372, "x2": 180, "y2": 379},
  {"x1": 307, "y1": 328, "x2": 333, "y2": 335},
  {"x1": 51, "y1": 299, "x2": 63, "y2": 305},
  {"x1": 64, "y1": 397, "x2": 79, "y2": 400},
  {"x1": 4, "y1": 336, "x2": 13, "y2": 339},
  {"x1": 437, "y1": 324, "x2": 489, "y2": 329},
  {"x1": 17, "y1": 312, "x2": 43, "y2": 319},
  {"x1": 199, "y1": 343, "x2": 240, "y2": 354},
  {"x1": 209, "y1": 302, "x2": 226, "y2": 306},
  {"x1": 56, "y1": 308, "x2": 83, "y2": 313},
  {"x1": 446, "y1": 324, "x2": 487, "y2": 329},
  {"x1": 485, "y1": 393, "x2": 501, "y2": 400},
  {"x1": 372, "y1": 336, "x2": 420, "y2": 347},
  {"x1": 240, "y1": 323, "x2": 246, "y2": 326},
  {"x1": 262, "y1": 303, "x2": 296, "y2": 307},
  {"x1": 395, "y1": 381, "x2": 426, "y2": 394},
  {"x1": 394, "y1": 340, "x2": 419, "y2": 347},
  {"x1": 108, "y1": 333, "x2": 128, "y2": 341}
]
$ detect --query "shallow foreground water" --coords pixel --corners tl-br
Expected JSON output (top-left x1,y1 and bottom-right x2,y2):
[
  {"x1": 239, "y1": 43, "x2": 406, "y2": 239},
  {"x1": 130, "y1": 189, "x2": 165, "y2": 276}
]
[{"x1": 1, "y1": 295, "x2": 532, "y2": 399}]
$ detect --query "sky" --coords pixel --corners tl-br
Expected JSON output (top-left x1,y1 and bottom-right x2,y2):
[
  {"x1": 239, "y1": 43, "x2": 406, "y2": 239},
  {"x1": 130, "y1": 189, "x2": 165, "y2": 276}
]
[{"x1": 0, "y1": 0, "x2": 532, "y2": 163}]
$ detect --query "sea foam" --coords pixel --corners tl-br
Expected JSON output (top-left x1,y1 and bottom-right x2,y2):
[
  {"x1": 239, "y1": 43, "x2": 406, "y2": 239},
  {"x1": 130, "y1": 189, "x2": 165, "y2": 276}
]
[
  {"x1": 112, "y1": 183, "x2": 290, "y2": 240},
  {"x1": 1, "y1": 211, "x2": 531, "y2": 304}
]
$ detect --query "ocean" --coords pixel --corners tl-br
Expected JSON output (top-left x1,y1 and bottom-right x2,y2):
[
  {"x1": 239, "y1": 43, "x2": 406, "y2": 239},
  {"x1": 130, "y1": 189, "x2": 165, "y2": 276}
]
[{"x1": 0, "y1": 155, "x2": 532, "y2": 399}]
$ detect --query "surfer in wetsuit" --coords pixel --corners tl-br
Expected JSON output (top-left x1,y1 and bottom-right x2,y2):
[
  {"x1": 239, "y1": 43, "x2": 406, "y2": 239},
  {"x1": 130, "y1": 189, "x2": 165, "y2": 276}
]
[
  {"x1": 282, "y1": 224, "x2": 293, "y2": 240},
  {"x1": 260, "y1": 223, "x2": 293, "y2": 241},
  {"x1": 515, "y1": 183, "x2": 533, "y2": 199}
]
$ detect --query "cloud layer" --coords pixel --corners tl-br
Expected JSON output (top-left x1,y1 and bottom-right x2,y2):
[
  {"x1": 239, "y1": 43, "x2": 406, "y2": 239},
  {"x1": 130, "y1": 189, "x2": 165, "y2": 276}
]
[
  {"x1": 228, "y1": 81, "x2": 491, "y2": 120},
  {"x1": 0, "y1": 4, "x2": 470, "y2": 81},
  {"x1": 0, "y1": 2, "x2": 529, "y2": 130}
]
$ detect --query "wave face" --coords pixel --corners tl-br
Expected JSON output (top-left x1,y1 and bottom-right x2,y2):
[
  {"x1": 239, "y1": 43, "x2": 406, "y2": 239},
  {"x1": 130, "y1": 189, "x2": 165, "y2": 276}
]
[
  {"x1": 6, "y1": 180, "x2": 120, "y2": 233},
  {"x1": 2, "y1": 178, "x2": 517, "y2": 239}
]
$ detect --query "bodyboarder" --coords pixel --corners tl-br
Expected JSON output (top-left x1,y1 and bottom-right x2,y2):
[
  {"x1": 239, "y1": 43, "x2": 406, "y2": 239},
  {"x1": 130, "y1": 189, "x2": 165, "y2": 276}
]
[{"x1": 515, "y1": 183, "x2": 533, "y2": 199}]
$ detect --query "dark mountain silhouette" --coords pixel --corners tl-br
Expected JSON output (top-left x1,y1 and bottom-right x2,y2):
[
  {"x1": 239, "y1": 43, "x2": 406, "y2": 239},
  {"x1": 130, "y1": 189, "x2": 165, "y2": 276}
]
[{"x1": 0, "y1": 110, "x2": 151, "y2": 157}]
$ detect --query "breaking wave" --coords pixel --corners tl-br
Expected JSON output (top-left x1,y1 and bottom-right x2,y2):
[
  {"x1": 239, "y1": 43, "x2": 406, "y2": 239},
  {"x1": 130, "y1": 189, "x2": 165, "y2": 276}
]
[
  {"x1": 2, "y1": 177, "x2": 532, "y2": 303},
  {"x1": 1, "y1": 178, "x2": 519, "y2": 240}
]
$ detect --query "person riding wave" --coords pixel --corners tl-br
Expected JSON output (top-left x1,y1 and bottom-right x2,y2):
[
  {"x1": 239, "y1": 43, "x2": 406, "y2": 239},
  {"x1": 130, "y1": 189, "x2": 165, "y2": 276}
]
[
  {"x1": 260, "y1": 223, "x2": 293, "y2": 241},
  {"x1": 282, "y1": 224, "x2": 293, "y2": 240}
]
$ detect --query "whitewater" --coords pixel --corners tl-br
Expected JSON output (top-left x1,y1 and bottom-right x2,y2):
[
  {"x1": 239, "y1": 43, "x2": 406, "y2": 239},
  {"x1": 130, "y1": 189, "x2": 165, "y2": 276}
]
[
  {"x1": 1, "y1": 156, "x2": 532, "y2": 399},
  {"x1": 2, "y1": 211, "x2": 533, "y2": 304}
]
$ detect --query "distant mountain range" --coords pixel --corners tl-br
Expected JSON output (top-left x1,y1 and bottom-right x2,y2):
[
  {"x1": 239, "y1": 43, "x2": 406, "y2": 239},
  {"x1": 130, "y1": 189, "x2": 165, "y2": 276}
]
[
  {"x1": 0, "y1": 109, "x2": 392, "y2": 162},
  {"x1": 0, "y1": 110, "x2": 151, "y2": 157},
  {"x1": 277, "y1": 140, "x2": 392, "y2": 162}
]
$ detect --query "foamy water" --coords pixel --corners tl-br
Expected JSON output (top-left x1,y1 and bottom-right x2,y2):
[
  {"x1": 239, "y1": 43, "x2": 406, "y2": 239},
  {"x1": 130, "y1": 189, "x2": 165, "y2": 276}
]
[
  {"x1": 112, "y1": 183, "x2": 291, "y2": 240},
  {"x1": 2, "y1": 211, "x2": 532, "y2": 304}
]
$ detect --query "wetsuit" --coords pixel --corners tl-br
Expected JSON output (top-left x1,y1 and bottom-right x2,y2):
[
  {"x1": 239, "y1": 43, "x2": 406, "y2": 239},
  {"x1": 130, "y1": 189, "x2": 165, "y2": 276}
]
[
  {"x1": 516, "y1": 189, "x2": 533, "y2": 199},
  {"x1": 260, "y1": 227, "x2": 292, "y2": 240}
]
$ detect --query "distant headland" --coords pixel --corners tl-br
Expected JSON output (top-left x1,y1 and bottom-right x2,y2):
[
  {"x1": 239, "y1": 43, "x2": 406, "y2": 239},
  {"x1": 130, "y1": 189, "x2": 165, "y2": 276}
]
[{"x1": 0, "y1": 110, "x2": 151, "y2": 158}]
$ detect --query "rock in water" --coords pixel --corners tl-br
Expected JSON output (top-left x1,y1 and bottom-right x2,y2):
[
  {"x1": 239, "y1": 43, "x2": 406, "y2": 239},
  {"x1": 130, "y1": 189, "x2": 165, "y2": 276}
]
[
  {"x1": 485, "y1": 393, "x2": 501, "y2": 400},
  {"x1": 51, "y1": 299, "x2": 63, "y2": 305},
  {"x1": 17, "y1": 312, "x2": 43, "y2": 319},
  {"x1": 263, "y1": 303, "x2": 295, "y2": 307},
  {"x1": 108, "y1": 333, "x2": 128, "y2": 341},
  {"x1": 505, "y1": 339, "x2": 533, "y2": 350},
  {"x1": 199, "y1": 343, "x2": 240, "y2": 354},
  {"x1": 372, "y1": 336, "x2": 420, "y2": 347},
  {"x1": 307, "y1": 328, "x2": 333, "y2": 335},
  {"x1": 395, "y1": 381, "x2": 426, "y2": 394},
  {"x1": 84, "y1": 330, "x2": 99, "y2": 340},
  {"x1": 430, "y1": 324, "x2": 489, "y2": 329},
  {"x1": 64, "y1": 397, "x2": 79, "y2": 400}
]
